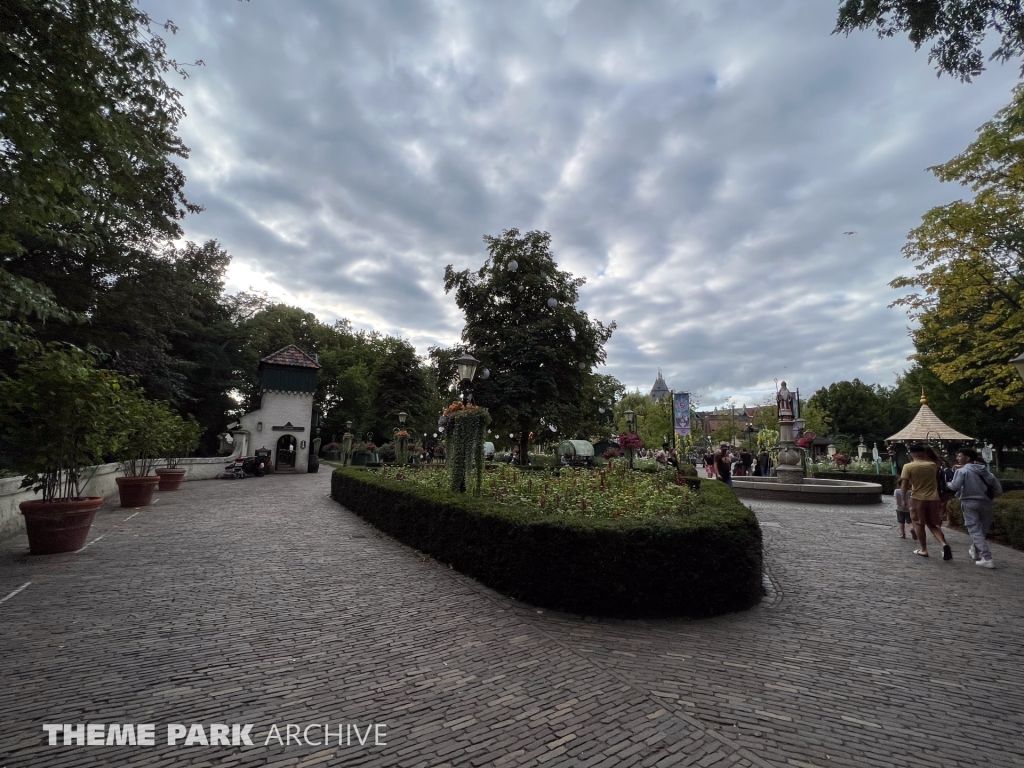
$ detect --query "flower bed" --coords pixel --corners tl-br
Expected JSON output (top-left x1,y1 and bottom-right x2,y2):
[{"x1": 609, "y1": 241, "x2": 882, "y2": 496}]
[{"x1": 330, "y1": 467, "x2": 763, "y2": 618}]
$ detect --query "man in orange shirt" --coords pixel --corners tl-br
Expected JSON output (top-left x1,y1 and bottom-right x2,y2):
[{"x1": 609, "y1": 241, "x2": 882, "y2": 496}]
[{"x1": 899, "y1": 443, "x2": 952, "y2": 560}]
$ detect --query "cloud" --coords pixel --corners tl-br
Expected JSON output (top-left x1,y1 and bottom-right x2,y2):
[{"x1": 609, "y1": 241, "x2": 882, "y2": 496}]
[{"x1": 144, "y1": 0, "x2": 1020, "y2": 405}]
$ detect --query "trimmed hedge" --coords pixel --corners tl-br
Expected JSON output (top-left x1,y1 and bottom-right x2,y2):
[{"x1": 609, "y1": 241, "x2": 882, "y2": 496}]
[
  {"x1": 331, "y1": 469, "x2": 763, "y2": 618},
  {"x1": 815, "y1": 472, "x2": 1024, "y2": 496},
  {"x1": 814, "y1": 471, "x2": 896, "y2": 494},
  {"x1": 947, "y1": 491, "x2": 1024, "y2": 552}
]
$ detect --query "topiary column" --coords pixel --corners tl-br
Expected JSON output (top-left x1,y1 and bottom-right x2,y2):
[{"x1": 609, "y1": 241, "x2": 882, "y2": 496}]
[{"x1": 444, "y1": 404, "x2": 491, "y2": 494}]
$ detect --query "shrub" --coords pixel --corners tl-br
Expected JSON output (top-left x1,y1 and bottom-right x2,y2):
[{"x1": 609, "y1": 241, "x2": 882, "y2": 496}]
[
  {"x1": 948, "y1": 492, "x2": 1024, "y2": 552},
  {"x1": 330, "y1": 469, "x2": 762, "y2": 618},
  {"x1": 679, "y1": 463, "x2": 698, "y2": 477}
]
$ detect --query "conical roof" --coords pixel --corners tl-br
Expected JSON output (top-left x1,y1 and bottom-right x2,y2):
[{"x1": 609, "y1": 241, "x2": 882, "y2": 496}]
[
  {"x1": 650, "y1": 370, "x2": 670, "y2": 401},
  {"x1": 886, "y1": 395, "x2": 972, "y2": 442}
]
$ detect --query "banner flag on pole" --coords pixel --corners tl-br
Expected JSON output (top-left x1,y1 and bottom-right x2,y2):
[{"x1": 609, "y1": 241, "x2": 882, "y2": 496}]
[{"x1": 672, "y1": 392, "x2": 690, "y2": 436}]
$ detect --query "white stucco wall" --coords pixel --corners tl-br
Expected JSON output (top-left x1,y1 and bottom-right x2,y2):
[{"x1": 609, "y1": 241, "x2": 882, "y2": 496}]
[
  {"x1": 0, "y1": 456, "x2": 233, "y2": 541},
  {"x1": 235, "y1": 391, "x2": 313, "y2": 474}
]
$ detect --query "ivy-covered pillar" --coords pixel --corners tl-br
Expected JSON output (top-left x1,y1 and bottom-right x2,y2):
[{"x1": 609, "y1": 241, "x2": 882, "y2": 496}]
[{"x1": 441, "y1": 403, "x2": 491, "y2": 494}]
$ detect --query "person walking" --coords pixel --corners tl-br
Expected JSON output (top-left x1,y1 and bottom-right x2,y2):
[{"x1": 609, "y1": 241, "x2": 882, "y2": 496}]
[
  {"x1": 950, "y1": 447, "x2": 1003, "y2": 569},
  {"x1": 715, "y1": 445, "x2": 733, "y2": 487},
  {"x1": 703, "y1": 450, "x2": 716, "y2": 478},
  {"x1": 899, "y1": 443, "x2": 953, "y2": 560}
]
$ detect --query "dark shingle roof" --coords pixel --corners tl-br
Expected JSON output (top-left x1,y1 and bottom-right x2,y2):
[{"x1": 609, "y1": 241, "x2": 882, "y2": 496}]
[{"x1": 260, "y1": 344, "x2": 321, "y2": 369}]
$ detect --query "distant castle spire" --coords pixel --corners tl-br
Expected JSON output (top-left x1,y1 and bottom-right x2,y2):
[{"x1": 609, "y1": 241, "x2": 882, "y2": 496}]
[{"x1": 650, "y1": 370, "x2": 670, "y2": 402}]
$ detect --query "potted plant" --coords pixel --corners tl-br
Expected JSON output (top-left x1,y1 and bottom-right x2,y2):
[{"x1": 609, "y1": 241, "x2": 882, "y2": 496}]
[
  {"x1": 155, "y1": 416, "x2": 202, "y2": 490},
  {"x1": 0, "y1": 349, "x2": 122, "y2": 554},
  {"x1": 113, "y1": 391, "x2": 174, "y2": 507}
]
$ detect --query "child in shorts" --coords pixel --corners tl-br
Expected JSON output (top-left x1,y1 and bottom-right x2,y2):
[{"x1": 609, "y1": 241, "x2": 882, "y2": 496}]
[{"x1": 894, "y1": 487, "x2": 913, "y2": 538}]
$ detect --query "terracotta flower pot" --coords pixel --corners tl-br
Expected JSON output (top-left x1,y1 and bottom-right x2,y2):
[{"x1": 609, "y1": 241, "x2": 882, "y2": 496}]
[
  {"x1": 20, "y1": 497, "x2": 103, "y2": 555},
  {"x1": 115, "y1": 475, "x2": 160, "y2": 507},
  {"x1": 154, "y1": 467, "x2": 187, "y2": 491}
]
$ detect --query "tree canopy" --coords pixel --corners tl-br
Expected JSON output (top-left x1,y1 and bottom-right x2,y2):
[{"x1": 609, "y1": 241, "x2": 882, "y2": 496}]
[
  {"x1": 444, "y1": 229, "x2": 615, "y2": 457},
  {"x1": 892, "y1": 82, "x2": 1024, "y2": 408},
  {"x1": 835, "y1": 0, "x2": 1024, "y2": 81}
]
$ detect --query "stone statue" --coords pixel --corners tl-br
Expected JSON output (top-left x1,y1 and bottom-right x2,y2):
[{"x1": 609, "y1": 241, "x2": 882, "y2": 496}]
[{"x1": 776, "y1": 381, "x2": 795, "y2": 421}]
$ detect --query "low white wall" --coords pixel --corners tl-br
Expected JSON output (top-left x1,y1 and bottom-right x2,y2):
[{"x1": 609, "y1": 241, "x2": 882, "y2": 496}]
[{"x1": 0, "y1": 457, "x2": 231, "y2": 541}]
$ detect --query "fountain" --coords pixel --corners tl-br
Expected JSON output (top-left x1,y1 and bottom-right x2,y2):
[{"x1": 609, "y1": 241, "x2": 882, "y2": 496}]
[{"x1": 731, "y1": 381, "x2": 882, "y2": 504}]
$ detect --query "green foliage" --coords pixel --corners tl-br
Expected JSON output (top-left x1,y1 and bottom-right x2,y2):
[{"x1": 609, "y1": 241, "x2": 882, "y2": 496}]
[
  {"x1": 1, "y1": 1, "x2": 196, "y2": 262},
  {"x1": 561, "y1": 373, "x2": 625, "y2": 440},
  {"x1": 948, "y1": 492, "x2": 1024, "y2": 551},
  {"x1": 0, "y1": 269, "x2": 79, "y2": 356},
  {"x1": 0, "y1": 348, "x2": 123, "y2": 499},
  {"x1": 113, "y1": 387, "x2": 177, "y2": 477},
  {"x1": 756, "y1": 428, "x2": 779, "y2": 454},
  {"x1": 163, "y1": 415, "x2": 202, "y2": 468},
  {"x1": 376, "y1": 461, "x2": 699, "y2": 520},
  {"x1": 751, "y1": 397, "x2": 780, "y2": 432},
  {"x1": 613, "y1": 391, "x2": 674, "y2": 448},
  {"x1": 800, "y1": 398, "x2": 832, "y2": 435},
  {"x1": 808, "y1": 378, "x2": 907, "y2": 444},
  {"x1": 445, "y1": 407, "x2": 491, "y2": 494},
  {"x1": 835, "y1": 0, "x2": 1024, "y2": 81},
  {"x1": 892, "y1": 83, "x2": 1024, "y2": 408},
  {"x1": 444, "y1": 229, "x2": 614, "y2": 459},
  {"x1": 331, "y1": 468, "x2": 762, "y2": 618}
]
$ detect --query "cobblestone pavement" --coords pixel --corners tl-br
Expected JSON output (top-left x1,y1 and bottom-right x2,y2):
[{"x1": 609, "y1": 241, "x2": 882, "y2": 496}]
[{"x1": 1, "y1": 474, "x2": 1022, "y2": 768}]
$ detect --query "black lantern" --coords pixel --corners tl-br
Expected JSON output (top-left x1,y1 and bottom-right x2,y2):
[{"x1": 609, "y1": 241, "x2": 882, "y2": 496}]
[{"x1": 456, "y1": 352, "x2": 480, "y2": 404}]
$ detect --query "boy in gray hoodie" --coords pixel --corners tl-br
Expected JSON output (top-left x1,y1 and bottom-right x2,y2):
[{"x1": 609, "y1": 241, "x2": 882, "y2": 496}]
[{"x1": 949, "y1": 447, "x2": 1003, "y2": 568}]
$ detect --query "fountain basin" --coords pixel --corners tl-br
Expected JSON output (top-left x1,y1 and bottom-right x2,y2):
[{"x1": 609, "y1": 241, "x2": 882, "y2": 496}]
[{"x1": 732, "y1": 476, "x2": 882, "y2": 504}]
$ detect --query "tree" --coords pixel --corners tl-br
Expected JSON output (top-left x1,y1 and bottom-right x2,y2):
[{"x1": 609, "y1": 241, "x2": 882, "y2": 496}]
[
  {"x1": 892, "y1": 83, "x2": 1024, "y2": 408},
  {"x1": 565, "y1": 373, "x2": 625, "y2": 441},
  {"x1": 2, "y1": 1, "x2": 199, "y2": 313},
  {"x1": 367, "y1": 336, "x2": 432, "y2": 441},
  {"x1": 613, "y1": 391, "x2": 670, "y2": 449},
  {"x1": 751, "y1": 397, "x2": 780, "y2": 432},
  {"x1": 800, "y1": 399, "x2": 833, "y2": 436},
  {"x1": 0, "y1": 271, "x2": 77, "y2": 359},
  {"x1": 808, "y1": 379, "x2": 901, "y2": 444},
  {"x1": 835, "y1": 0, "x2": 1024, "y2": 81},
  {"x1": 894, "y1": 364, "x2": 1024, "y2": 453},
  {"x1": 444, "y1": 229, "x2": 615, "y2": 460}
]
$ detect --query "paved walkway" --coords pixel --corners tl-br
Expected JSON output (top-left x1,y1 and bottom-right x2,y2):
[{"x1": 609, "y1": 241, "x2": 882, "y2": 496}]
[{"x1": 1, "y1": 474, "x2": 1022, "y2": 768}]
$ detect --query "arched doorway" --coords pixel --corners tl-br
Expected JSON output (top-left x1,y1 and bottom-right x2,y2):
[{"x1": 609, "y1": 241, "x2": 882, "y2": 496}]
[{"x1": 276, "y1": 434, "x2": 297, "y2": 469}]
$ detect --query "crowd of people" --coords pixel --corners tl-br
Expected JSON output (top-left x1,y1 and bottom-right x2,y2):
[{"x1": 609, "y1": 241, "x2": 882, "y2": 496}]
[
  {"x1": 896, "y1": 443, "x2": 1003, "y2": 567},
  {"x1": 700, "y1": 445, "x2": 771, "y2": 486}
]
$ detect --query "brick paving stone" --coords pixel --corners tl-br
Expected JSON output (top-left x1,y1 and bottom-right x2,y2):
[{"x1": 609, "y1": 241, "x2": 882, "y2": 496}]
[{"x1": 1, "y1": 476, "x2": 1023, "y2": 767}]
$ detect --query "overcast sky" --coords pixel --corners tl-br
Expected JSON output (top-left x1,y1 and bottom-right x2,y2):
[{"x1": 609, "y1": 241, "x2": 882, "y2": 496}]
[{"x1": 143, "y1": 0, "x2": 1019, "y2": 408}]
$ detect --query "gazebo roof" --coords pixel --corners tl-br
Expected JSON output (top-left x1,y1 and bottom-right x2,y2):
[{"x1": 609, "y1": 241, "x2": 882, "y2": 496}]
[{"x1": 886, "y1": 395, "x2": 972, "y2": 442}]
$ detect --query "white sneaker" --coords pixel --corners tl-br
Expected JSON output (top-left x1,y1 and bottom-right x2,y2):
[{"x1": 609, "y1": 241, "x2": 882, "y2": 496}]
[
  {"x1": 976, "y1": 558, "x2": 995, "y2": 569},
  {"x1": 969, "y1": 544, "x2": 978, "y2": 561}
]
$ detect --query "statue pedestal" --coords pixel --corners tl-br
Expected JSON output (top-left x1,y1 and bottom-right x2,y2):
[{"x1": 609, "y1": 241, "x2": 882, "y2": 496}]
[{"x1": 775, "y1": 420, "x2": 804, "y2": 485}]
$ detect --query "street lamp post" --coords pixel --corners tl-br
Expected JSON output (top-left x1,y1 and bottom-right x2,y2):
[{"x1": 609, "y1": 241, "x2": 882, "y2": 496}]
[{"x1": 456, "y1": 352, "x2": 480, "y2": 405}]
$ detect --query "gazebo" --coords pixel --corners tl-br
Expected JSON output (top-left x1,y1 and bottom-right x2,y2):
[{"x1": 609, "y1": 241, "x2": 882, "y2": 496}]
[{"x1": 886, "y1": 394, "x2": 973, "y2": 445}]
